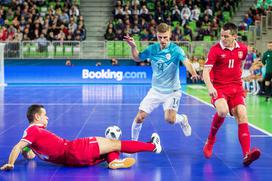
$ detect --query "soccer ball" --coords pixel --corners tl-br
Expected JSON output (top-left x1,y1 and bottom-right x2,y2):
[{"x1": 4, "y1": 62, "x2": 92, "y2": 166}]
[{"x1": 105, "y1": 125, "x2": 122, "y2": 140}]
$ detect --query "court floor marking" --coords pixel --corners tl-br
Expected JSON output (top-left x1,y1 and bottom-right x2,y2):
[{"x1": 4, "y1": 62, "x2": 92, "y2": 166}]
[
  {"x1": 0, "y1": 103, "x2": 209, "y2": 106},
  {"x1": 182, "y1": 91, "x2": 272, "y2": 137}
]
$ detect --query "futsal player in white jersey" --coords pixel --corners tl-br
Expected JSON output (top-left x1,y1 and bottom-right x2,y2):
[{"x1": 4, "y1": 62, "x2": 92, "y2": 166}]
[{"x1": 124, "y1": 23, "x2": 198, "y2": 141}]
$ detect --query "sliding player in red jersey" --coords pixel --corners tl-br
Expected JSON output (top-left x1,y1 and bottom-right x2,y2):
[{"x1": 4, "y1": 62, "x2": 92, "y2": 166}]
[{"x1": 1, "y1": 105, "x2": 162, "y2": 170}]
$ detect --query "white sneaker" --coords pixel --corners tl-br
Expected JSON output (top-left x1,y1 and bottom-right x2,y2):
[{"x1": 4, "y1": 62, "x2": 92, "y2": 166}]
[
  {"x1": 151, "y1": 133, "x2": 162, "y2": 154},
  {"x1": 108, "y1": 158, "x2": 136, "y2": 169},
  {"x1": 179, "y1": 114, "x2": 192, "y2": 136}
]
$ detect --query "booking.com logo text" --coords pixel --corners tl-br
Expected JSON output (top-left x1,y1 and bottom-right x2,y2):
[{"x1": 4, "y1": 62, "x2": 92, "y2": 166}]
[{"x1": 82, "y1": 69, "x2": 147, "y2": 81}]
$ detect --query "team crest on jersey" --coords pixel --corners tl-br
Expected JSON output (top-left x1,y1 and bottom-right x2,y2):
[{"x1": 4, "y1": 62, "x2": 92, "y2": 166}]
[
  {"x1": 238, "y1": 51, "x2": 243, "y2": 59},
  {"x1": 221, "y1": 54, "x2": 226, "y2": 58},
  {"x1": 166, "y1": 53, "x2": 171, "y2": 60}
]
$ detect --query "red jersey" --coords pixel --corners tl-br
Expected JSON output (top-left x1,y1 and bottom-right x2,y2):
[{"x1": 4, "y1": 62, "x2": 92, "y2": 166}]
[
  {"x1": 205, "y1": 41, "x2": 248, "y2": 87},
  {"x1": 22, "y1": 124, "x2": 102, "y2": 166},
  {"x1": 22, "y1": 124, "x2": 68, "y2": 165}
]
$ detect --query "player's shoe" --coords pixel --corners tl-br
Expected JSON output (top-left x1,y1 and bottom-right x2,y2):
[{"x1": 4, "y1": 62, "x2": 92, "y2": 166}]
[
  {"x1": 203, "y1": 138, "x2": 216, "y2": 159},
  {"x1": 179, "y1": 114, "x2": 192, "y2": 136},
  {"x1": 108, "y1": 158, "x2": 136, "y2": 169},
  {"x1": 243, "y1": 148, "x2": 261, "y2": 166},
  {"x1": 151, "y1": 133, "x2": 162, "y2": 154}
]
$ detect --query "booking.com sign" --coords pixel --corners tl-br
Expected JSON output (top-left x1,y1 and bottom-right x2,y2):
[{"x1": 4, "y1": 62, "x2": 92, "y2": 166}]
[{"x1": 82, "y1": 69, "x2": 147, "y2": 81}]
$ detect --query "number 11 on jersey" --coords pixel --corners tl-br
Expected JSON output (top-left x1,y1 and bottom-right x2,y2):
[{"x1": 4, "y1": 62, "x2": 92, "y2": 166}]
[{"x1": 228, "y1": 59, "x2": 234, "y2": 68}]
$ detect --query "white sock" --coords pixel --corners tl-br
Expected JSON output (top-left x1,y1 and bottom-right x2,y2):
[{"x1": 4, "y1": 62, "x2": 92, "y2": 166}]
[
  {"x1": 175, "y1": 114, "x2": 185, "y2": 125},
  {"x1": 131, "y1": 121, "x2": 142, "y2": 141}
]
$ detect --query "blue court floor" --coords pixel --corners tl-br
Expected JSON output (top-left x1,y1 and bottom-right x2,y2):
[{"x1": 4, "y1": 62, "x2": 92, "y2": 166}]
[{"x1": 0, "y1": 85, "x2": 271, "y2": 181}]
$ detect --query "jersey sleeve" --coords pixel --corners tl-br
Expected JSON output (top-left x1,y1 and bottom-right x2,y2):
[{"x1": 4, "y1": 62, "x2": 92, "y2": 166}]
[
  {"x1": 21, "y1": 126, "x2": 40, "y2": 144},
  {"x1": 243, "y1": 46, "x2": 248, "y2": 60},
  {"x1": 138, "y1": 45, "x2": 152, "y2": 61},
  {"x1": 177, "y1": 46, "x2": 187, "y2": 62},
  {"x1": 205, "y1": 46, "x2": 217, "y2": 67}
]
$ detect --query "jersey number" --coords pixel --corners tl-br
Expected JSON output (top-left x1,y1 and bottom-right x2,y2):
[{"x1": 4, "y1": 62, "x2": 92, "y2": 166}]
[
  {"x1": 172, "y1": 98, "x2": 179, "y2": 109},
  {"x1": 157, "y1": 63, "x2": 164, "y2": 72},
  {"x1": 228, "y1": 59, "x2": 234, "y2": 68}
]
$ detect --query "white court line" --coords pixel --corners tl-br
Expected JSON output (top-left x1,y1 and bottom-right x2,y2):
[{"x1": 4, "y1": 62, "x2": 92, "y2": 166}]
[
  {"x1": 251, "y1": 135, "x2": 272, "y2": 138},
  {"x1": 0, "y1": 103, "x2": 207, "y2": 106},
  {"x1": 182, "y1": 91, "x2": 272, "y2": 137}
]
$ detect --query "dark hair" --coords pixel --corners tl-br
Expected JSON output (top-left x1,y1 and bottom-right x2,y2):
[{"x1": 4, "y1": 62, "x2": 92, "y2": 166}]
[
  {"x1": 27, "y1": 105, "x2": 44, "y2": 123},
  {"x1": 222, "y1": 22, "x2": 238, "y2": 35}
]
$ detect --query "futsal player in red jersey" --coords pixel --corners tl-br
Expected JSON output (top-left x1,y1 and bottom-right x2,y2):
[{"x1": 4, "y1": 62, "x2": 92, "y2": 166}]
[
  {"x1": 1, "y1": 105, "x2": 162, "y2": 170},
  {"x1": 202, "y1": 23, "x2": 261, "y2": 166}
]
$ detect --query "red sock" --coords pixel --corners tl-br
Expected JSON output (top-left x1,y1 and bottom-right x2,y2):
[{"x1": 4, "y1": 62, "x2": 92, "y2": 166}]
[
  {"x1": 121, "y1": 140, "x2": 155, "y2": 153},
  {"x1": 106, "y1": 151, "x2": 120, "y2": 163},
  {"x1": 238, "y1": 123, "x2": 251, "y2": 156},
  {"x1": 208, "y1": 113, "x2": 225, "y2": 140}
]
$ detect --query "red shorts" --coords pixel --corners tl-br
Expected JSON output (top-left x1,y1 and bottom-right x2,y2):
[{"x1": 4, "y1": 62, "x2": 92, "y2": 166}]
[
  {"x1": 65, "y1": 137, "x2": 104, "y2": 166},
  {"x1": 211, "y1": 85, "x2": 246, "y2": 112}
]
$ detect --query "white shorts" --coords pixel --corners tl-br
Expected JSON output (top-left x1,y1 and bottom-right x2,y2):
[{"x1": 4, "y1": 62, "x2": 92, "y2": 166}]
[{"x1": 139, "y1": 88, "x2": 182, "y2": 114}]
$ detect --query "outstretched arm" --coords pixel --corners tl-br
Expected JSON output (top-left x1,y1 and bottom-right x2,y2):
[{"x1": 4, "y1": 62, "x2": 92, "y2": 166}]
[
  {"x1": 0, "y1": 140, "x2": 29, "y2": 171},
  {"x1": 123, "y1": 35, "x2": 141, "y2": 62},
  {"x1": 203, "y1": 66, "x2": 217, "y2": 98}
]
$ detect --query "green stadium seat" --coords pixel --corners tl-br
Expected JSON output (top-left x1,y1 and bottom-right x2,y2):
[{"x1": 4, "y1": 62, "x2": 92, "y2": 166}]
[
  {"x1": 114, "y1": 41, "x2": 123, "y2": 57},
  {"x1": 73, "y1": 46, "x2": 80, "y2": 57},
  {"x1": 47, "y1": 45, "x2": 54, "y2": 58},
  {"x1": 123, "y1": 42, "x2": 131, "y2": 57},
  {"x1": 29, "y1": 45, "x2": 38, "y2": 57},
  {"x1": 188, "y1": 21, "x2": 196, "y2": 32},
  {"x1": 172, "y1": 21, "x2": 179, "y2": 28},
  {"x1": 147, "y1": 2, "x2": 155, "y2": 11},
  {"x1": 140, "y1": 41, "x2": 149, "y2": 51},
  {"x1": 107, "y1": 41, "x2": 115, "y2": 57},
  {"x1": 194, "y1": 45, "x2": 204, "y2": 57},
  {"x1": 22, "y1": 45, "x2": 30, "y2": 57},
  {"x1": 133, "y1": 35, "x2": 140, "y2": 41},
  {"x1": 55, "y1": 46, "x2": 64, "y2": 57},
  {"x1": 223, "y1": 11, "x2": 231, "y2": 22},
  {"x1": 203, "y1": 35, "x2": 212, "y2": 42},
  {"x1": 64, "y1": 46, "x2": 73, "y2": 57},
  {"x1": 180, "y1": 46, "x2": 189, "y2": 55}
]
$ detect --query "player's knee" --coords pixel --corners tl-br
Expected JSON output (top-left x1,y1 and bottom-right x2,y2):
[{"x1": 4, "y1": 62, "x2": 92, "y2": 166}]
[
  {"x1": 109, "y1": 139, "x2": 121, "y2": 150},
  {"x1": 135, "y1": 114, "x2": 146, "y2": 123},
  {"x1": 237, "y1": 113, "x2": 248, "y2": 123},
  {"x1": 217, "y1": 110, "x2": 228, "y2": 118}
]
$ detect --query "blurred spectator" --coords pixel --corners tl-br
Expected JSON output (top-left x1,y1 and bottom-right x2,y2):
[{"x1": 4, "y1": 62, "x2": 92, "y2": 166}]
[
  {"x1": 111, "y1": 58, "x2": 119, "y2": 66},
  {"x1": 36, "y1": 33, "x2": 47, "y2": 52},
  {"x1": 104, "y1": 28, "x2": 115, "y2": 40},
  {"x1": 172, "y1": 5, "x2": 181, "y2": 21},
  {"x1": 243, "y1": 14, "x2": 253, "y2": 28},
  {"x1": 65, "y1": 59, "x2": 73, "y2": 66},
  {"x1": 181, "y1": 4, "x2": 191, "y2": 26},
  {"x1": 96, "y1": 62, "x2": 102, "y2": 66},
  {"x1": 190, "y1": 5, "x2": 200, "y2": 21}
]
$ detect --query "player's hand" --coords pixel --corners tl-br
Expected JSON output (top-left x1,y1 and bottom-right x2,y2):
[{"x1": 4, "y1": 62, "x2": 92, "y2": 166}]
[
  {"x1": 191, "y1": 74, "x2": 200, "y2": 80},
  {"x1": 123, "y1": 35, "x2": 136, "y2": 48},
  {"x1": 207, "y1": 86, "x2": 218, "y2": 98},
  {"x1": 0, "y1": 164, "x2": 14, "y2": 171}
]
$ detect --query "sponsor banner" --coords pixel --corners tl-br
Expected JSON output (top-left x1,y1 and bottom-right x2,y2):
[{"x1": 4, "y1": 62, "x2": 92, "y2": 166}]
[{"x1": 5, "y1": 66, "x2": 187, "y2": 84}]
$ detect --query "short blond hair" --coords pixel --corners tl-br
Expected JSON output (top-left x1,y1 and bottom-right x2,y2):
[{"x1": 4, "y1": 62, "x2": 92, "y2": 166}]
[{"x1": 157, "y1": 23, "x2": 171, "y2": 33}]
